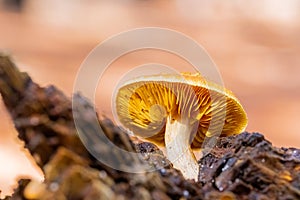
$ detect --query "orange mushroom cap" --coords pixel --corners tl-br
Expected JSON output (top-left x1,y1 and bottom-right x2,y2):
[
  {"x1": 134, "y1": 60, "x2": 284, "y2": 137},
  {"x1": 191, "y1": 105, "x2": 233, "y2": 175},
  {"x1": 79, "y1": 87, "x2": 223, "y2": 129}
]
[{"x1": 116, "y1": 72, "x2": 248, "y2": 149}]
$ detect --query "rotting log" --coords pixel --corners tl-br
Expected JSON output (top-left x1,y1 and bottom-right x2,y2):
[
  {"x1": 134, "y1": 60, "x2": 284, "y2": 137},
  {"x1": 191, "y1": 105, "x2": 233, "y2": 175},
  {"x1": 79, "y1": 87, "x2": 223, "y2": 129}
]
[{"x1": 1, "y1": 54, "x2": 300, "y2": 200}]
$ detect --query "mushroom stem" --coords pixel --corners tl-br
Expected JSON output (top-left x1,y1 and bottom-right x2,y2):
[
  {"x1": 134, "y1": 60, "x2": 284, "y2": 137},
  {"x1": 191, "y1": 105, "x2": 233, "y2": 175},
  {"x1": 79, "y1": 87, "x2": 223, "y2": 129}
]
[{"x1": 165, "y1": 116, "x2": 199, "y2": 180}]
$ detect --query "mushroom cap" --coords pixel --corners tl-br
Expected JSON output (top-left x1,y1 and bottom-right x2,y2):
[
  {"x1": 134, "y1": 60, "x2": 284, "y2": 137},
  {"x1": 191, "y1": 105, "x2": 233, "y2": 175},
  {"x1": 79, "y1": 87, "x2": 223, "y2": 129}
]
[{"x1": 116, "y1": 73, "x2": 248, "y2": 149}]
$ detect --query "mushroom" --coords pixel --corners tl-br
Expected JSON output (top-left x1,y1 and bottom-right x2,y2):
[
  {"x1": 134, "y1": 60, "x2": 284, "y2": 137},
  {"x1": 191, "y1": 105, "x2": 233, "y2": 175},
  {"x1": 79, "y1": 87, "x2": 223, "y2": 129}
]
[{"x1": 115, "y1": 73, "x2": 247, "y2": 180}]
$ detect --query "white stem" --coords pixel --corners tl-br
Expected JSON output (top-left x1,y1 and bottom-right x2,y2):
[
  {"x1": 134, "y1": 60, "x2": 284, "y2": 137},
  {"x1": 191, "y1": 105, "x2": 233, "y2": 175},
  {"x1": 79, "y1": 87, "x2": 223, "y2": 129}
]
[{"x1": 165, "y1": 117, "x2": 199, "y2": 180}]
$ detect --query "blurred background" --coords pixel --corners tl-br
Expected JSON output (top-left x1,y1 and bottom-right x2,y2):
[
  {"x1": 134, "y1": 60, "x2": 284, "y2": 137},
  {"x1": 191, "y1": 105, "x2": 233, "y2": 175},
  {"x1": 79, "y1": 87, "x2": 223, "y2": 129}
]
[{"x1": 1, "y1": 0, "x2": 300, "y2": 197}]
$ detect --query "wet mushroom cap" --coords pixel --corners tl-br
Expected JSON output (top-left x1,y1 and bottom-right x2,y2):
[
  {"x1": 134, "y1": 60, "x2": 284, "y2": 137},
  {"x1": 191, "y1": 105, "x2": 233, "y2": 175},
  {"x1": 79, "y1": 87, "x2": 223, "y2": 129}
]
[{"x1": 116, "y1": 73, "x2": 248, "y2": 149}]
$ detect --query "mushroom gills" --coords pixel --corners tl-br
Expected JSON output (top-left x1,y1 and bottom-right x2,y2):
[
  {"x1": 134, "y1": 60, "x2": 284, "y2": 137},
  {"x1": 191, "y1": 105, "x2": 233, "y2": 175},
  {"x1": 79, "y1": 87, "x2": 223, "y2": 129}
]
[{"x1": 118, "y1": 81, "x2": 211, "y2": 144}]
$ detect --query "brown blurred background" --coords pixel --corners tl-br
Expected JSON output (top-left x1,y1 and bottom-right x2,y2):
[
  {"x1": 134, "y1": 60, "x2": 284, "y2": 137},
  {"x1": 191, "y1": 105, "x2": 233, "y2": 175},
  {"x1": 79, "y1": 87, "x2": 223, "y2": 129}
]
[{"x1": 1, "y1": 0, "x2": 300, "y2": 197}]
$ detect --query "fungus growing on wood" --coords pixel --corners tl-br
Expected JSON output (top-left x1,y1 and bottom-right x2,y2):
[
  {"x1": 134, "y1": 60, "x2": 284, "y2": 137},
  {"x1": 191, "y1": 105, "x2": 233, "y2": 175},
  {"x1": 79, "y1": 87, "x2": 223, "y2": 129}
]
[{"x1": 115, "y1": 73, "x2": 247, "y2": 180}]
